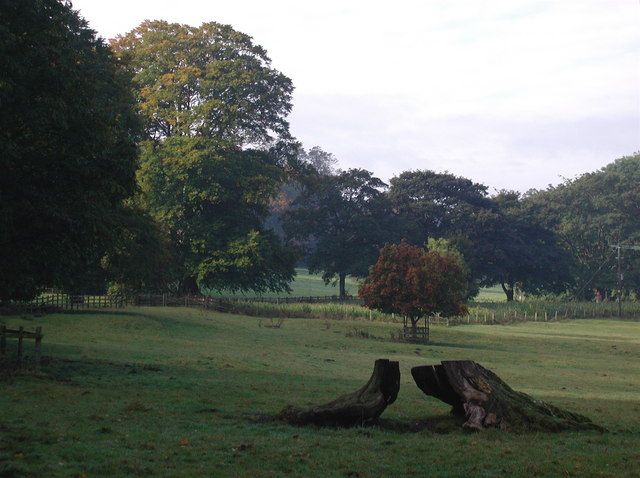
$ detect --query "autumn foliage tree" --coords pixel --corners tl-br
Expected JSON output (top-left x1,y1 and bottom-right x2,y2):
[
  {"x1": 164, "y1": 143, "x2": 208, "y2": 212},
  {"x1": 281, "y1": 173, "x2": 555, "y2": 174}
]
[{"x1": 359, "y1": 241, "x2": 468, "y2": 334}]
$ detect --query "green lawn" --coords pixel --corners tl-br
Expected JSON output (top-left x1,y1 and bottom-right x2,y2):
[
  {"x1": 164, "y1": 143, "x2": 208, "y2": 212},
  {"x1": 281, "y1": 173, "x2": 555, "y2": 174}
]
[{"x1": 1, "y1": 308, "x2": 639, "y2": 477}]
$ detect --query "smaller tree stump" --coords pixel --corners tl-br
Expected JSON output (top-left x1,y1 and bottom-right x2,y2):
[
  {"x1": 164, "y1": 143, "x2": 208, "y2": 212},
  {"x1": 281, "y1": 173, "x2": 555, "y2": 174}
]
[
  {"x1": 278, "y1": 359, "x2": 400, "y2": 426},
  {"x1": 412, "y1": 360, "x2": 603, "y2": 432}
]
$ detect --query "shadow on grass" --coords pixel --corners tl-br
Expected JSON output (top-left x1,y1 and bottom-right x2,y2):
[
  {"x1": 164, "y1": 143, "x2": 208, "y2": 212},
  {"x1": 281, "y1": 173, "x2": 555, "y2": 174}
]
[{"x1": 249, "y1": 412, "x2": 465, "y2": 434}]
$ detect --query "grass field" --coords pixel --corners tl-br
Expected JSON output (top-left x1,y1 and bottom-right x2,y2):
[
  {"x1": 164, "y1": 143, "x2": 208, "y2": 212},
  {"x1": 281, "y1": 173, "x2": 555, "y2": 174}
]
[
  {"x1": 207, "y1": 268, "x2": 361, "y2": 299},
  {"x1": 1, "y1": 308, "x2": 639, "y2": 477}
]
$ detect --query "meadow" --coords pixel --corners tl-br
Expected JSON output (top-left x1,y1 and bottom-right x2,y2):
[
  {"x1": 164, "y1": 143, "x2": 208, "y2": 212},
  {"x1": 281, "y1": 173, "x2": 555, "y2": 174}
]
[{"x1": 1, "y1": 307, "x2": 639, "y2": 477}]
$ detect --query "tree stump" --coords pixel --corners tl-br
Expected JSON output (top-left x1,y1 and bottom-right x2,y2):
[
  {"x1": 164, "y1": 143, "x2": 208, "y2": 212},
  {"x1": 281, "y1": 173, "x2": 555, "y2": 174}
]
[
  {"x1": 411, "y1": 360, "x2": 603, "y2": 432},
  {"x1": 278, "y1": 359, "x2": 400, "y2": 426}
]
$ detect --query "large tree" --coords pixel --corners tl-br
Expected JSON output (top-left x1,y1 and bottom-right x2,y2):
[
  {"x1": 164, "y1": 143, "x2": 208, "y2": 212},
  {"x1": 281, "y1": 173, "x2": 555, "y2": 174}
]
[
  {"x1": 284, "y1": 169, "x2": 394, "y2": 298},
  {"x1": 0, "y1": 0, "x2": 140, "y2": 301},
  {"x1": 111, "y1": 20, "x2": 297, "y2": 293},
  {"x1": 466, "y1": 191, "x2": 573, "y2": 301}
]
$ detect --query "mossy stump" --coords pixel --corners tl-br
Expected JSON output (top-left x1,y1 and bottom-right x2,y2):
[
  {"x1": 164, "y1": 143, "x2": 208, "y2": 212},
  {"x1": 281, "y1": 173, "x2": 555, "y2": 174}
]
[
  {"x1": 278, "y1": 359, "x2": 400, "y2": 426},
  {"x1": 411, "y1": 360, "x2": 603, "y2": 432}
]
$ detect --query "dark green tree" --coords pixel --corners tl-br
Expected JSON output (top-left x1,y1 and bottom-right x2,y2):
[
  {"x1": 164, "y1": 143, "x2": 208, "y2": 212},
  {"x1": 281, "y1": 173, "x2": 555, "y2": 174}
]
[
  {"x1": 465, "y1": 191, "x2": 574, "y2": 301},
  {"x1": 284, "y1": 169, "x2": 394, "y2": 298},
  {"x1": 101, "y1": 204, "x2": 174, "y2": 294},
  {"x1": 0, "y1": 0, "x2": 140, "y2": 301},
  {"x1": 524, "y1": 154, "x2": 640, "y2": 299}
]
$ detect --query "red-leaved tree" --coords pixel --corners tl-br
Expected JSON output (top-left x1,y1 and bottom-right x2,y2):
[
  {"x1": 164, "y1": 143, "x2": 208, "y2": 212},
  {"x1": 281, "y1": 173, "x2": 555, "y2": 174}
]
[{"x1": 359, "y1": 241, "x2": 468, "y2": 333}]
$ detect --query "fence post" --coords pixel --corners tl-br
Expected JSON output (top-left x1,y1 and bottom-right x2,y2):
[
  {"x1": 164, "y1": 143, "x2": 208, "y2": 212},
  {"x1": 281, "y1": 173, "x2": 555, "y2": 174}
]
[
  {"x1": 0, "y1": 324, "x2": 6, "y2": 355},
  {"x1": 17, "y1": 326, "x2": 24, "y2": 366},
  {"x1": 34, "y1": 327, "x2": 42, "y2": 367}
]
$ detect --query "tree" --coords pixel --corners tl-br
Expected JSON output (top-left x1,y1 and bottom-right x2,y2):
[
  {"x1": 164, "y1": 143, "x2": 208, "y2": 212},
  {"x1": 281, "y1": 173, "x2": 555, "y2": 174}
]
[
  {"x1": 299, "y1": 146, "x2": 338, "y2": 176},
  {"x1": 388, "y1": 170, "x2": 495, "y2": 245},
  {"x1": 137, "y1": 137, "x2": 295, "y2": 293},
  {"x1": 111, "y1": 20, "x2": 293, "y2": 146},
  {"x1": 0, "y1": 0, "x2": 140, "y2": 301},
  {"x1": 465, "y1": 191, "x2": 573, "y2": 301},
  {"x1": 359, "y1": 241, "x2": 468, "y2": 333},
  {"x1": 100, "y1": 204, "x2": 174, "y2": 294},
  {"x1": 112, "y1": 20, "x2": 297, "y2": 293},
  {"x1": 524, "y1": 154, "x2": 640, "y2": 300},
  {"x1": 264, "y1": 145, "x2": 336, "y2": 238},
  {"x1": 284, "y1": 169, "x2": 394, "y2": 298}
]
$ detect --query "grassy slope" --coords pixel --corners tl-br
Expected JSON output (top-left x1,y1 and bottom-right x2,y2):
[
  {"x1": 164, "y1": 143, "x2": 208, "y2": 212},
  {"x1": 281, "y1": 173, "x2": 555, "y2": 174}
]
[{"x1": 1, "y1": 309, "x2": 639, "y2": 477}]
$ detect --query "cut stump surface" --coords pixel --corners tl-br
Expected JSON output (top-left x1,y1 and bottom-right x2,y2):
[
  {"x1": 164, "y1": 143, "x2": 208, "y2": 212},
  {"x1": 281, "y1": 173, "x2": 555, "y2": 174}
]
[
  {"x1": 412, "y1": 360, "x2": 603, "y2": 432},
  {"x1": 278, "y1": 358, "x2": 400, "y2": 426}
]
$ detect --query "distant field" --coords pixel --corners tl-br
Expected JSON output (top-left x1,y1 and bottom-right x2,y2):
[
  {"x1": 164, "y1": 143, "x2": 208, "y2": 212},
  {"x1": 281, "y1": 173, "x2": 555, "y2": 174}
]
[
  {"x1": 474, "y1": 284, "x2": 507, "y2": 302},
  {"x1": 209, "y1": 268, "x2": 505, "y2": 301},
  {"x1": 1, "y1": 307, "x2": 638, "y2": 476},
  {"x1": 207, "y1": 268, "x2": 361, "y2": 298}
]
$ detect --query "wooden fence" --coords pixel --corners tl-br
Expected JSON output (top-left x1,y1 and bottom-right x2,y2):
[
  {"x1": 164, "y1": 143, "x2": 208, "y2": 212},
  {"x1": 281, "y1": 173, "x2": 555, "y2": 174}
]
[
  {"x1": 29, "y1": 292, "x2": 126, "y2": 310},
  {"x1": 0, "y1": 325, "x2": 43, "y2": 366}
]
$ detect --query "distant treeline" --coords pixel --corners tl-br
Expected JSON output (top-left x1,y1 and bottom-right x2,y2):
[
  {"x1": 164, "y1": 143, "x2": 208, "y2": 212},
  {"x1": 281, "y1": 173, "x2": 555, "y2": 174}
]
[{"x1": 1, "y1": 1, "x2": 638, "y2": 304}]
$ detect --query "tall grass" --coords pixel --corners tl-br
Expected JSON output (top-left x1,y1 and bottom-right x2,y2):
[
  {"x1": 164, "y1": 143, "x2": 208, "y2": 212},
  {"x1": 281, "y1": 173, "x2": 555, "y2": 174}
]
[{"x1": 223, "y1": 298, "x2": 640, "y2": 324}]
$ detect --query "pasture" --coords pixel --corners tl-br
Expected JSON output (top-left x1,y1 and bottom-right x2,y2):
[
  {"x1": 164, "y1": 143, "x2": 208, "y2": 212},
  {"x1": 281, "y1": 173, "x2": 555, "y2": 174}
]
[{"x1": 1, "y1": 308, "x2": 639, "y2": 477}]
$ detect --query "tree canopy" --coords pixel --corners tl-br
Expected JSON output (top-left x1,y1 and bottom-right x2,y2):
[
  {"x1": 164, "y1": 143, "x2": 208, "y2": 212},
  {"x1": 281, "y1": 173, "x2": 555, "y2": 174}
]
[{"x1": 111, "y1": 20, "x2": 293, "y2": 147}]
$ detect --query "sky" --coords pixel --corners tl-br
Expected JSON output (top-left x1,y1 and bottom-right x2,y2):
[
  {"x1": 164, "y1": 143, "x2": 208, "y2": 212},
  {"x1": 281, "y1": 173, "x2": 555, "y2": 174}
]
[{"x1": 72, "y1": 0, "x2": 640, "y2": 192}]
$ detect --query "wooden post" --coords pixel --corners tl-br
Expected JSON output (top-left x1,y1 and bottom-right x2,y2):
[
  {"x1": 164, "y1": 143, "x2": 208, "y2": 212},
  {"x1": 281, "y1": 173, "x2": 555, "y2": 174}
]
[
  {"x1": 17, "y1": 326, "x2": 24, "y2": 366},
  {"x1": 544, "y1": 311, "x2": 548, "y2": 321},
  {"x1": 34, "y1": 327, "x2": 42, "y2": 367},
  {"x1": 0, "y1": 324, "x2": 6, "y2": 355},
  {"x1": 554, "y1": 310, "x2": 558, "y2": 321},
  {"x1": 534, "y1": 311, "x2": 538, "y2": 321}
]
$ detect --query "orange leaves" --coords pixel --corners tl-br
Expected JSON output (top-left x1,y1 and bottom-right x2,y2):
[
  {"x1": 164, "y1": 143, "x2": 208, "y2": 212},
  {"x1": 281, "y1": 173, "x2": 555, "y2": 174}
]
[{"x1": 360, "y1": 240, "x2": 468, "y2": 318}]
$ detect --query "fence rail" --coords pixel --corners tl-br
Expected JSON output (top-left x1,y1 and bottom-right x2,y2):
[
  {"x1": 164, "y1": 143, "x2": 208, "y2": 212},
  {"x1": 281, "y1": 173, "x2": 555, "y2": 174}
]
[{"x1": 0, "y1": 325, "x2": 43, "y2": 366}]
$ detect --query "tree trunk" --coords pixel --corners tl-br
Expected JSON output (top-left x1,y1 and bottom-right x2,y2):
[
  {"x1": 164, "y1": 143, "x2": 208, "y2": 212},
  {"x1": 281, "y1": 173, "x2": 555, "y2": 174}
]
[
  {"x1": 411, "y1": 360, "x2": 603, "y2": 432},
  {"x1": 180, "y1": 275, "x2": 199, "y2": 295},
  {"x1": 277, "y1": 359, "x2": 400, "y2": 426},
  {"x1": 339, "y1": 272, "x2": 346, "y2": 300},
  {"x1": 501, "y1": 282, "x2": 514, "y2": 302}
]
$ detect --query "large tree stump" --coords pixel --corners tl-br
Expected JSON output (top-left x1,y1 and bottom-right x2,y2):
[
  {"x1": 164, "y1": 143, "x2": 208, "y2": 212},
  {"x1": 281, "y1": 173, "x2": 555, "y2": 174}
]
[
  {"x1": 411, "y1": 360, "x2": 603, "y2": 432},
  {"x1": 278, "y1": 359, "x2": 400, "y2": 426}
]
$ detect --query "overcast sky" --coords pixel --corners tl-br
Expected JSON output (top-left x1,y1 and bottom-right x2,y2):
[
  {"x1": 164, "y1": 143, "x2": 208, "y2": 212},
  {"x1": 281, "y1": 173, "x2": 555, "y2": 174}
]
[{"x1": 73, "y1": 0, "x2": 639, "y2": 192}]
